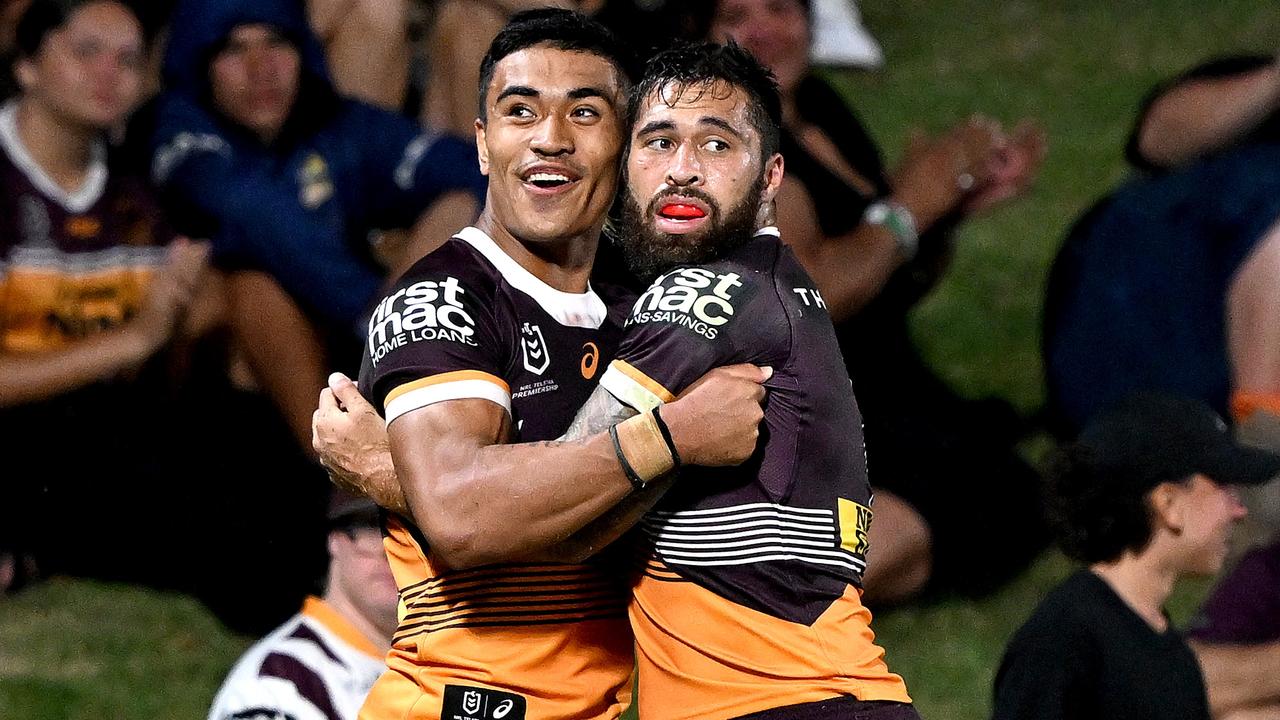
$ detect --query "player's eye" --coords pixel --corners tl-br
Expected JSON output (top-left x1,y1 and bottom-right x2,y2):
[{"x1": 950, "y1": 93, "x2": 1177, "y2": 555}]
[
  {"x1": 505, "y1": 104, "x2": 535, "y2": 119},
  {"x1": 703, "y1": 139, "x2": 730, "y2": 152},
  {"x1": 571, "y1": 105, "x2": 600, "y2": 119},
  {"x1": 645, "y1": 137, "x2": 674, "y2": 151}
]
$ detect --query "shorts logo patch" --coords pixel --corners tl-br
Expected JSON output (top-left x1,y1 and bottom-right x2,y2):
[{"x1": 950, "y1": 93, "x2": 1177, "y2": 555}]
[
  {"x1": 367, "y1": 277, "x2": 478, "y2": 365},
  {"x1": 521, "y1": 322, "x2": 550, "y2": 375},
  {"x1": 442, "y1": 684, "x2": 527, "y2": 720},
  {"x1": 628, "y1": 268, "x2": 744, "y2": 339}
]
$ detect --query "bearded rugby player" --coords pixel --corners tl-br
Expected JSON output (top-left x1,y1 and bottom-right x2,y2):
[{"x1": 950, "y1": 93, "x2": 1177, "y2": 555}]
[{"x1": 316, "y1": 10, "x2": 769, "y2": 720}]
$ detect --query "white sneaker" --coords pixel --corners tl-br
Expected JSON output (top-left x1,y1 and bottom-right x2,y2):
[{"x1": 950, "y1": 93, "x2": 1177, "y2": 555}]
[{"x1": 810, "y1": 0, "x2": 884, "y2": 69}]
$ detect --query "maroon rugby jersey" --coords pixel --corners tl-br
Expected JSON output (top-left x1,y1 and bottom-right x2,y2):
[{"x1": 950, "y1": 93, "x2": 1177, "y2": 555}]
[
  {"x1": 598, "y1": 228, "x2": 911, "y2": 719},
  {"x1": 0, "y1": 102, "x2": 173, "y2": 353},
  {"x1": 357, "y1": 226, "x2": 634, "y2": 720}
]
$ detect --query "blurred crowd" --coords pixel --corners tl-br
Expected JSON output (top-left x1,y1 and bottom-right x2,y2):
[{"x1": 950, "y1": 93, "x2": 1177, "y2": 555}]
[{"x1": 0, "y1": 0, "x2": 1277, "y2": 718}]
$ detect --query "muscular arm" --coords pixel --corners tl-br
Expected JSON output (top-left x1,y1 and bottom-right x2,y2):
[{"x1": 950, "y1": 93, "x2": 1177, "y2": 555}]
[
  {"x1": 1135, "y1": 61, "x2": 1280, "y2": 171},
  {"x1": 317, "y1": 366, "x2": 764, "y2": 567},
  {"x1": 1191, "y1": 640, "x2": 1280, "y2": 717},
  {"x1": 389, "y1": 396, "x2": 638, "y2": 570},
  {"x1": 526, "y1": 386, "x2": 679, "y2": 564}
]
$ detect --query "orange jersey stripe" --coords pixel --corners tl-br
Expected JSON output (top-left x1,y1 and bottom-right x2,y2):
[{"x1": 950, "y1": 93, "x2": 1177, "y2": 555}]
[
  {"x1": 610, "y1": 359, "x2": 676, "y2": 403},
  {"x1": 630, "y1": 558, "x2": 910, "y2": 719},
  {"x1": 383, "y1": 369, "x2": 510, "y2": 409},
  {"x1": 367, "y1": 515, "x2": 634, "y2": 720}
]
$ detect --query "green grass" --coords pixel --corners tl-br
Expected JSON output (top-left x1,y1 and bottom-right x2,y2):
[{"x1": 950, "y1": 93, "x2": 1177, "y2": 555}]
[{"x1": 5, "y1": 2, "x2": 1279, "y2": 718}]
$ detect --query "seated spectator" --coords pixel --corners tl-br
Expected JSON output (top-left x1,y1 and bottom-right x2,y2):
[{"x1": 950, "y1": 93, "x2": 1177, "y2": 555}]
[
  {"x1": 1129, "y1": 55, "x2": 1280, "y2": 173},
  {"x1": 1043, "y1": 141, "x2": 1280, "y2": 440},
  {"x1": 150, "y1": 0, "x2": 486, "y2": 450},
  {"x1": 1187, "y1": 538, "x2": 1280, "y2": 719},
  {"x1": 208, "y1": 492, "x2": 398, "y2": 720},
  {"x1": 991, "y1": 393, "x2": 1277, "y2": 720},
  {"x1": 0, "y1": 0, "x2": 219, "y2": 593},
  {"x1": 709, "y1": 0, "x2": 1049, "y2": 603}
]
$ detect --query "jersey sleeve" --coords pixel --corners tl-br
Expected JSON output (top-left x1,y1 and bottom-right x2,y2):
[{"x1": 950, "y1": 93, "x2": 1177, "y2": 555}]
[
  {"x1": 599, "y1": 264, "x2": 781, "y2": 411},
  {"x1": 358, "y1": 253, "x2": 509, "y2": 424}
]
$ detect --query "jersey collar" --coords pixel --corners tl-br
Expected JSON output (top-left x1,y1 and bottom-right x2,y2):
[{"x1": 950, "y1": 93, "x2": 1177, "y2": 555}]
[
  {"x1": 454, "y1": 226, "x2": 609, "y2": 329},
  {"x1": 0, "y1": 100, "x2": 108, "y2": 214}
]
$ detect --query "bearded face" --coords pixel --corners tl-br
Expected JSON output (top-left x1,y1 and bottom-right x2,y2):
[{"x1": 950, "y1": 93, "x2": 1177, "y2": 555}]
[{"x1": 616, "y1": 165, "x2": 765, "y2": 282}]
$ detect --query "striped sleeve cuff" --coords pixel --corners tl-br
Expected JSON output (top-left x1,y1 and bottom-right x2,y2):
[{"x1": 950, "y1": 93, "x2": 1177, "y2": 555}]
[
  {"x1": 599, "y1": 360, "x2": 674, "y2": 412},
  {"x1": 384, "y1": 370, "x2": 511, "y2": 424}
]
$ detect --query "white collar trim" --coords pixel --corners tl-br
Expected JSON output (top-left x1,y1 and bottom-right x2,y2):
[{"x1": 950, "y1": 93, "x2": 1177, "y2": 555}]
[
  {"x1": 0, "y1": 101, "x2": 108, "y2": 214},
  {"x1": 756, "y1": 225, "x2": 780, "y2": 237},
  {"x1": 454, "y1": 226, "x2": 608, "y2": 329}
]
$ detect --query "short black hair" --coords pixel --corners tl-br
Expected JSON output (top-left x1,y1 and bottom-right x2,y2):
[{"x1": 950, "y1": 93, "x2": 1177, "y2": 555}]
[
  {"x1": 476, "y1": 8, "x2": 635, "y2": 121},
  {"x1": 15, "y1": 0, "x2": 139, "y2": 60},
  {"x1": 1045, "y1": 444, "x2": 1192, "y2": 564},
  {"x1": 630, "y1": 40, "x2": 782, "y2": 159}
]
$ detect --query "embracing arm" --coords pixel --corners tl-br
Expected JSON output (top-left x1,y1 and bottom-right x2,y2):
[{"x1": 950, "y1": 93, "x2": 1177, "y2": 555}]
[
  {"x1": 314, "y1": 365, "x2": 767, "y2": 567},
  {"x1": 388, "y1": 396, "x2": 637, "y2": 569}
]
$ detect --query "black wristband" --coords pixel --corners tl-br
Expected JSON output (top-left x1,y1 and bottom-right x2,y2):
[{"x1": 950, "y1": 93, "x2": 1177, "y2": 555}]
[
  {"x1": 609, "y1": 422, "x2": 646, "y2": 491},
  {"x1": 650, "y1": 406, "x2": 682, "y2": 470}
]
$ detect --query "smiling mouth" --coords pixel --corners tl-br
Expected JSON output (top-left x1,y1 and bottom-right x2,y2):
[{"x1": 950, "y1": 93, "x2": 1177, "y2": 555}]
[{"x1": 524, "y1": 171, "x2": 575, "y2": 190}]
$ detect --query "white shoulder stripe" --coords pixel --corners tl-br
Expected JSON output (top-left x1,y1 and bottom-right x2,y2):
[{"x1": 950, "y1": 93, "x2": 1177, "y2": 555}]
[
  {"x1": 385, "y1": 379, "x2": 512, "y2": 424},
  {"x1": 599, "y1": 364, "x2": 664, "y2": 412},
  {"x1": 453, "y1": 226, "x2": 607, "y2": 329}
]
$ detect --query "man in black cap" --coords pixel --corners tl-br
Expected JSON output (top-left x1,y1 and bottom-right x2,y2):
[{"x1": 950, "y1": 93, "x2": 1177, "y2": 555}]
[{"x1": 991, "y1": 392, "x2": 1280, "y2": 720}]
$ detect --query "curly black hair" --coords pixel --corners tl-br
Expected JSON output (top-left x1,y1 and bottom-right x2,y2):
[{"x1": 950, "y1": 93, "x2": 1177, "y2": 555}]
[
  {"x1": 630, "y1": 40, "x2": 782, "y2": 160},
  {"x1": 1045, "y1": 444, "x2": 1177, "y2": 563}
]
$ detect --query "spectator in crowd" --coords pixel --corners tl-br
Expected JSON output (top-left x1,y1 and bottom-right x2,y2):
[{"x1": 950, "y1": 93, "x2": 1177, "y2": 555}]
[
  {"x1": 208, "y1": 492, "x2": 398, "y2": 720},
  {"x1": 708, "y1": 0, "x2": 1049, "y2": 604},
  {"x1": 991, "y1": 393, "x2": 1278, "y2": 720},
  {"x1": 1187, "y1": 538, "x2": 1280, "y2": 719},
  {"x1": 0, "y1": 0, "x2": 219, "y2": 593},
  {"x1": 1042, "y1": 141, "x2": 1280, "y2": 440},
  {"x1": 1128, "y1": 55, "x2": 1280, "y2": 173},
  {"x1": 150, "y1": 0, "x2": 487, "y2": 450}
]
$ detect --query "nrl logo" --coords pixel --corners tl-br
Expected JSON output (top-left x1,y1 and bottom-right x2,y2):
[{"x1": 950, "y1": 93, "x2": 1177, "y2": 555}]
[{"x1": 521, "y1": 322, "x2": 549, "y2": 375}]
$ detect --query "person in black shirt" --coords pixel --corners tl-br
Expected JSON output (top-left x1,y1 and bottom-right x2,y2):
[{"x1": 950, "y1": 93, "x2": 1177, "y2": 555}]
[{"x1": 992, "y1": 393, "x2": 1280, "y2": 720}]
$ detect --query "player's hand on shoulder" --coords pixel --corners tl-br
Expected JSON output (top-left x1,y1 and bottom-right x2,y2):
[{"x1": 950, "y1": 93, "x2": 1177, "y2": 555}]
[
  {"x1": 662, "y1": 363, "x2": 771, "y2": 467},
  {"x1": 313, "y1": 372, "x2": 394, "y2": 496}
]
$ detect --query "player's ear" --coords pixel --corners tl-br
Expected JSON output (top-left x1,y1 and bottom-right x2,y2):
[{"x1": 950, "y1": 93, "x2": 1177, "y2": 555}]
[
  {"x1": 475, "y1": 118, "x2": 490, "y2": 176},
  {"x1": 759, "y1": 153, "x2": 784, "y2": 204}
]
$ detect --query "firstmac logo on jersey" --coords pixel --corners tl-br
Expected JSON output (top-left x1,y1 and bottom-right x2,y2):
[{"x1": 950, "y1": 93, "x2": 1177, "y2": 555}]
[
  {"x1": 628, "y1": 267, "x2": 743, "y2": 339},
  {"x1": 367, "y1": 277, "x2": 477, "y2": 366}
]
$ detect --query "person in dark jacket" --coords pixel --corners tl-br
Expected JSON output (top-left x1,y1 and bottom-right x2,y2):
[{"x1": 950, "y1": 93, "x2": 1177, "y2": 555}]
[{"x1": 150, "y1": 0, "x2": 486, "y2": 449}]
